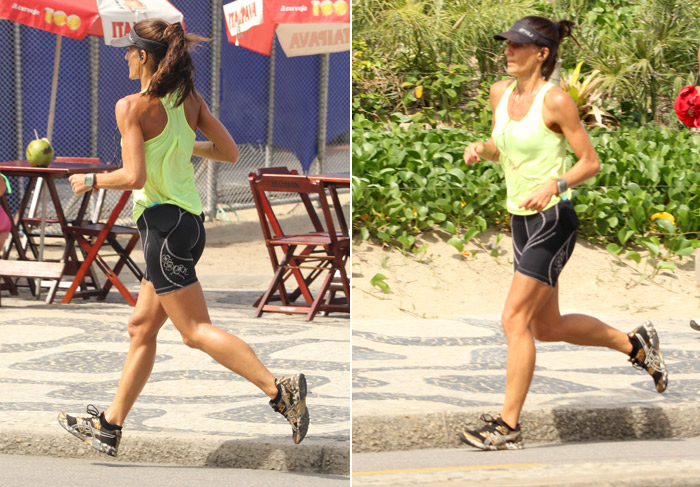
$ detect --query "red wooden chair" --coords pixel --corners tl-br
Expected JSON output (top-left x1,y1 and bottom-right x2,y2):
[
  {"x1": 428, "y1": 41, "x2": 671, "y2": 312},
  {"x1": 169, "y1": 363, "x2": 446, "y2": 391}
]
[
  {"x1": 250, "y1": 167, "x2": 330, "y2": 307},
  {"x1": 61, "y1": 190, "x2": 142, "y2": 305},
  {"x1": 248, "y1": 171, "x2": 349, "y2": 321}
]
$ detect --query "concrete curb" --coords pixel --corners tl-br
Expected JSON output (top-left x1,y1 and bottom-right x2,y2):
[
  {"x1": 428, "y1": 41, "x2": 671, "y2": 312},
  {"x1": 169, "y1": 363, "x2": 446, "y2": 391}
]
[
  {"x1": 0, "y1": 428, "x2": 349, "y2": 475},
  {"x1": 352, "y1": 404, "x2": 700, "y2": 453}
]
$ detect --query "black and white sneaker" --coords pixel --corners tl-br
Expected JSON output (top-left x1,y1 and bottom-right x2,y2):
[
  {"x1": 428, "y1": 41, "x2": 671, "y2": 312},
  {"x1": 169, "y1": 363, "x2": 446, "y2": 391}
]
[
  {"x1": 459, "y1": 414, "x2": 523, "y2": 451},
  {"x1": 628, "y1": 321, "x2": 668, "y2": 393},
  {"x1": 57, "y1": 405, "x2": 121, "y2": 457},
  {"x1": 270, "y1": 374, "x2": 309, "y2": 444}
]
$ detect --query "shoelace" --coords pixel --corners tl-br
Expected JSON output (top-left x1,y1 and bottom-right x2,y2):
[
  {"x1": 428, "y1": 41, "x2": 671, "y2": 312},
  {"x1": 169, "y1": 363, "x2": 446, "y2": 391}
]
[
  {"x1": 629, "y1": 335, "x2": 663, "y2": 372},
  {"x1": 86, "y1": 404, "x2": 101, "y2": 419},
  {"x1": 479, "y1": 413, "x2": 498, "y2": 425},
  {"x1": 642, "y1": 347, "x2": 663, "y2": 370}
]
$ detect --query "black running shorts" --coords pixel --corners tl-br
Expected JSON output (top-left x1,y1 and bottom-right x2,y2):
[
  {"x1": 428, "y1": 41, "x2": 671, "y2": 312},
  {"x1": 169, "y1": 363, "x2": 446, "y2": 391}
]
[
  {"x1": 510, "y1": 200, "x2": 579, "y2": 288},
  {"x1": 136, "y1": 204, "x2": 206, "y2": 295}
]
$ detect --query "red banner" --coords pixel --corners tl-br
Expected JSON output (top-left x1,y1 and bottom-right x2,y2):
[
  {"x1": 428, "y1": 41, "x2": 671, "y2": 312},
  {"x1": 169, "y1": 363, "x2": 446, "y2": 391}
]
[
  {"x1": 270, "y1": 0, "x2": 349, "y2": 24},
  {"x1": 0, "y1": 1, "x2": 99, "y2": 40}
]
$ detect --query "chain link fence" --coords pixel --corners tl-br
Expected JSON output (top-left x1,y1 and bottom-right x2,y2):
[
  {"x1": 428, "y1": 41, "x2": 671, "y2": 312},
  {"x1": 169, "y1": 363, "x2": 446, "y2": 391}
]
[{"x1": 0, "y1": 0, "x2": 349, "y2": 234}]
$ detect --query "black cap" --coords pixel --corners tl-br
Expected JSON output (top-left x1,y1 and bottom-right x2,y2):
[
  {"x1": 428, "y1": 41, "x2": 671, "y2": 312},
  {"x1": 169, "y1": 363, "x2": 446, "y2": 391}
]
[
  {"x1": 494, "y1": 20, "x2": 557, "y2": 48},
  {"x1": 111, "y1": 29, "x2": 168, "y2": 56}
]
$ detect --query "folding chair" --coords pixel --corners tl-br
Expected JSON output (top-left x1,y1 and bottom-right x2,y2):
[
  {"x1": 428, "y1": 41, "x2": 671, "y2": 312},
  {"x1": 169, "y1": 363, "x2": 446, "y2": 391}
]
[
  {"x1": 249, "y1": 172, "x2": 350, "y2": 321},
  {"x1": 61, "y1": 190, "x2": 142, "y2": 305},
  {"x1": 250, "y1": 167, "x2": 331, "y2": 306}
]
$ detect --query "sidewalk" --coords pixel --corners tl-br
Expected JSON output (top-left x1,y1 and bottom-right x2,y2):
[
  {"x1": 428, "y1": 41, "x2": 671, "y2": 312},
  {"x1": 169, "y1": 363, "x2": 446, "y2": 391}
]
[
  {"x1": 352, "y1": 315, "x2": 700, "y2": 453},
  {"x1": 0, "y1": 206, "x2": 350, "y2": 475}
]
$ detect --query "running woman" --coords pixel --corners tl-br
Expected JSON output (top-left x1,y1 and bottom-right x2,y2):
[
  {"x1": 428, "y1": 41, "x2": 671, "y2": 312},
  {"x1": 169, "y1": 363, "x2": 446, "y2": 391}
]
[
  {"x1": 459, "y1": 16, "x2": 668, "y2": 451},
  {"x1": 59, "y1": 20, "x2": 308, "y2": 457}
]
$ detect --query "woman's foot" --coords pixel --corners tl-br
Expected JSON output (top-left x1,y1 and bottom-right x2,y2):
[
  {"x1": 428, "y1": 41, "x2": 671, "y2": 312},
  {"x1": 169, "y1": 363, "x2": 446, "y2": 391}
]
[
  {"x1": 459, "y1": 414, "x2": 523, "y2": 451},
  {"x1": 269, "y1": 374, "x2": 309, "y2": 444},
  {"x1": 628, "y1": 321, "x2": 668, "y2": 393},
  {"x1": 57, "y1": 404, "x2": 122, "y2": 457}
]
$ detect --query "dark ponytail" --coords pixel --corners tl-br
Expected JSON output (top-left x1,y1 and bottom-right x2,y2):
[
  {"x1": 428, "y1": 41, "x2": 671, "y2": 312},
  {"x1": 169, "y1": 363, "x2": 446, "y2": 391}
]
[
  {"x1": 519, "y1": 16, "x2": 580, "y2": 81},
  {"x1": 134, "y1": 20, "x2": 210, "y2": 106}
]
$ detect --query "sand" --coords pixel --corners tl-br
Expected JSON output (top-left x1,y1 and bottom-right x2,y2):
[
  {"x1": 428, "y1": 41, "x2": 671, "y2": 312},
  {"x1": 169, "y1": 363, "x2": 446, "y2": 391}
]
[{"x1": 351, "y1": 227, "x2": 700, "y2": 322}]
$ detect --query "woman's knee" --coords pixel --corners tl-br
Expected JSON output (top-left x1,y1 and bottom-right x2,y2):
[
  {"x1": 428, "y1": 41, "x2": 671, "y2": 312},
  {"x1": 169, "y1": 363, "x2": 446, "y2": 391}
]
[
  {"x1": 179, "y1": 324, "x2": 208, "y2": 350},
  {"x1": 501, "y1": 308, "x2": 531, "y2": 341},
  {"x1": 127, "y1": 314, "x2": 161, "y2": 343}
]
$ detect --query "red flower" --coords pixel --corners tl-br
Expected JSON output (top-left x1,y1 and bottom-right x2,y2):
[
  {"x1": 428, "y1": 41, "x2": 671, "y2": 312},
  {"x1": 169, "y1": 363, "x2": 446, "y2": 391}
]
[{"x1": 674, "y1": 86, "x2": 700, "y2": 128}]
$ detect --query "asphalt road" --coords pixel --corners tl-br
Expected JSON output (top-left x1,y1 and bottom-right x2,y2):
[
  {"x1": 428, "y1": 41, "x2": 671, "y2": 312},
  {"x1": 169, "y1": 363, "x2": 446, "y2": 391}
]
[
  {"x1": 352, "y1": 437, "x2": 700, "y2": 486},
  {"x1": 0, "y1": 455, "x2": 350, "y2": 487}
]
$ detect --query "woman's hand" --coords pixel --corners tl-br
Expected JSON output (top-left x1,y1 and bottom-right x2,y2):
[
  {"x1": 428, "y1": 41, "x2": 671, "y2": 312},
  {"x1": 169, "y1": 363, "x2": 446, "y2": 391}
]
[
  {"x1": 464, "y1": 142, "x2": 485, "y2": 165},
  {"x1": 68, "y1": 174, "x2": 91, "y2": 195},
  {"x1": 519, "y1": 180, "x2": 557, "y2": 212}
]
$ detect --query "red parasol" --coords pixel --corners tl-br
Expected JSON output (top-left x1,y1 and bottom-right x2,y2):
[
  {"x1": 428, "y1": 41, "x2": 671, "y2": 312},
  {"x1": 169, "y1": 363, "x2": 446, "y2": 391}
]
[
  {"x1": 0, "y1": 0, "x2": 183, "y2": 139},
  {"x1": 222, "y1": 0, "x2": 349, "y2": 57}
]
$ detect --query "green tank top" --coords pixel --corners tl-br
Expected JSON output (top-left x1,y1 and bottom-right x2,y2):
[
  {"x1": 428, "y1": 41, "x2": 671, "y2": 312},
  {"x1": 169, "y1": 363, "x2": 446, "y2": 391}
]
[
  {"x1": 492, "y1": 81, "x2": 569, "y2": 216},
  {"x1": 132, "y1": 92, "x2": 202, "y2": 222}
]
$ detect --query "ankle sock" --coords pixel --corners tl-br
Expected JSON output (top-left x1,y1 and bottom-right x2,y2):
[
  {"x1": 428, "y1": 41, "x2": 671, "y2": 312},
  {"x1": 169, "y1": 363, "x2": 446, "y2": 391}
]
[
  {"x1": 269, "y1": 384, "x2": 282, "y2": 406},
  {"x1": 100, "y1": 413, "x2": 122, "y2": 431},
  {"x1": 628, "y1": 333, "x2": 642, "y2": 359},
  {"x1": 497, "y1": 415, "x2": 517, "y2": 431}
]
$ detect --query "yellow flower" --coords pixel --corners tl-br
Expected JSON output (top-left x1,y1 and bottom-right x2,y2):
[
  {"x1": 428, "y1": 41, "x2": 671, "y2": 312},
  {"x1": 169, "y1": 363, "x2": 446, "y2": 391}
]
[
  {"x1": 460, "y1": 201, "x2": 466, "y2": 207},
  {"x1": 415, "y1": 86, "x2": 423, "y2": 99},
  {"x1": 651, "y1": 212, "x2": 675, "y2": 225},
  {"x1": 462, "y1": 249, "x2": 471, "y2": 257},
  {"x1": 412, "y1": 207, "x2": 417, "y2": 217}
]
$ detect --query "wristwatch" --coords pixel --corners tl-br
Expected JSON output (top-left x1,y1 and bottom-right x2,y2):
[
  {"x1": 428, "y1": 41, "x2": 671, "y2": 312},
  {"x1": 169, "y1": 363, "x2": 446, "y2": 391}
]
[
  {"x1": 84, "y1": 173, "x2": 95, "y2": 189},
  {"x1": 556, "y1": 178, "x2": 568, "y2": 200}
]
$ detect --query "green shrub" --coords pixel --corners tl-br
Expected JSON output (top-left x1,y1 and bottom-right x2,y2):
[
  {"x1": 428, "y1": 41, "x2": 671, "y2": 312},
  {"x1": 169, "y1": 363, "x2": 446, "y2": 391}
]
[{"x1": 353, "y1": 118, "x2": 700, "y2": 264}]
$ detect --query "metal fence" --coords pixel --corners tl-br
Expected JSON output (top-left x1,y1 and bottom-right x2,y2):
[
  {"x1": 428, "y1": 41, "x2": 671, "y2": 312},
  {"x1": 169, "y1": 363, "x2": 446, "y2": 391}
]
[{"x1": 0, "y1": 0, "x2": 350, "y2": 229}]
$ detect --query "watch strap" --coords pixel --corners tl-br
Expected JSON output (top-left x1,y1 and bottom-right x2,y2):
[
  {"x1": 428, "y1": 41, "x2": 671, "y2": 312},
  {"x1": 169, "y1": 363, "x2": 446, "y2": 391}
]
[
  {"x1": 556, "y1": 178, "x2": 569, "y2": 201},
  {"x1": 84, "y1": 173, "x2": 95, "y2": 189}
]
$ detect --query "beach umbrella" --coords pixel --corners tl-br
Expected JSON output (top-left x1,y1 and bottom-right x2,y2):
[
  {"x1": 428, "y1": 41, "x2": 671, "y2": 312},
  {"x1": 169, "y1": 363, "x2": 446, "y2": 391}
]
[
  {"x1": 222, "y1": 0, "x2": 349, "y2": 57},
  {"x1": 0, "y1": 0, "x2": 183, "y2": 140},
  {"x1": 220, "y1": 0, "x2": 350, "y2": 173}
]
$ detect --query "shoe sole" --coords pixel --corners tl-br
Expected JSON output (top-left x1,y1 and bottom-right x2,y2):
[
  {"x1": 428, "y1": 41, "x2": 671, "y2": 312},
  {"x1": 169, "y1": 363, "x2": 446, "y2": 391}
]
[
  {"x1": 643, "y1": 321, "x2": 668, "y2": 393},
  {"x1": 57, "y1": 413, "x2": 118, "y2": 457},
  {"x1": 294, "y1": 374, "x2": 309, "y2": 444},
  {"x1": 458, "y1": 430, "x2": 523, "y2": 451}
]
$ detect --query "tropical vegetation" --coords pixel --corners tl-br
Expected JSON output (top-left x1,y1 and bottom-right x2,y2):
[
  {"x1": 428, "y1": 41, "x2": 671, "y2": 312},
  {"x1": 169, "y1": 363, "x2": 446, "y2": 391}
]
[{"x1": 352, "y1": 0, "x2": 700, "y2": 273}]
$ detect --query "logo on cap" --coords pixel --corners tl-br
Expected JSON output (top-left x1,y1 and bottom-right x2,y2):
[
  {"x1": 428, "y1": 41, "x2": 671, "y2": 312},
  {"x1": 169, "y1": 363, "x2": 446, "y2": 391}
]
[{"x1": 517, "y1": 27, "x2": 535, "y2": 38}]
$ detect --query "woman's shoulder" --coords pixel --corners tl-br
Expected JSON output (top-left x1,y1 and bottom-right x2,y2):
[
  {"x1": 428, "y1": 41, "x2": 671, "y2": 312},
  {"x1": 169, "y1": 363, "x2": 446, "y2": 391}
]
[
  {"x1": 489, "y1": 78, "x2": 515, "y2": 107},
  {"x1": 116, "y1": 92, "x2": 150, "y2": 115},
  {"x1": 543, "y1": 84, "x2": 575, "y2": 107},
  {"x1": 183, "y1": 90, "x2": 204, "y2": 109},
  {"x1": 115, "y1": 92, "x2": 164, "y2": 127},
  {"x1": 491, "y1": 78, "x2": 515, "y2": 94}
]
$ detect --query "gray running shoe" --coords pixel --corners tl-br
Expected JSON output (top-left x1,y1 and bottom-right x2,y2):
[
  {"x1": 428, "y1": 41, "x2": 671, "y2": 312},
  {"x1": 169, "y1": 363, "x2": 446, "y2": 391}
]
[
  {"x1": 628, "y1": 320, "x2": 668, "y2": 393},
  {"x1": 270, "y1": 374, "x2": 309, "y2": 444},
  {"x1": 57, "y1": 405, "x2": 121, "y2": 457},
  {"x1": 459, "y1": 414, "x2": 523, "y2": 451}
]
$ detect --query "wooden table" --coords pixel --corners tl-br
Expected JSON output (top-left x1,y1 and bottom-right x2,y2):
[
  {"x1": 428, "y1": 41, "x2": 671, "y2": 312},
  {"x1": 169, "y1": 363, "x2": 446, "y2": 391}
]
[
  {"x1": 0, "y1": 160, "x2": 117, "y2": 303},
  {"x1": 308, "y1": 172, "x2": 350, "y2": 237}
]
